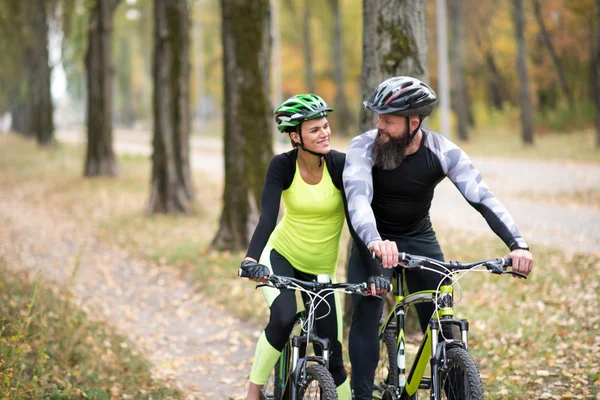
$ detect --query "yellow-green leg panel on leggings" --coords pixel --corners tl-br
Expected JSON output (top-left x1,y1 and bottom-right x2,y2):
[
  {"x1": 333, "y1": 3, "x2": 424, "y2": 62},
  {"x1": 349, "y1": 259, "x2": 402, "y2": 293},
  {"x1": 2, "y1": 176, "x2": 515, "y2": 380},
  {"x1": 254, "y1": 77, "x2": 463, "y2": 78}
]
[
  {"x1": 249, "y1": 331, "x2": 281, "y2": 385},
  {"x1": 337, "y1": 378, "x2": 352, "y2": 399}
]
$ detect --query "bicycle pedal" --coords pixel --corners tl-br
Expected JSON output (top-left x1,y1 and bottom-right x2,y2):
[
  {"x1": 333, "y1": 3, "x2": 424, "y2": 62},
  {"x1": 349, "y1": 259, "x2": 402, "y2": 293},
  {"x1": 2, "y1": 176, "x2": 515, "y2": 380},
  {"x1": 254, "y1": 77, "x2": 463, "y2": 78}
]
[{"x1": 418, "y1": 377, "x2": 431, "y2": 389}]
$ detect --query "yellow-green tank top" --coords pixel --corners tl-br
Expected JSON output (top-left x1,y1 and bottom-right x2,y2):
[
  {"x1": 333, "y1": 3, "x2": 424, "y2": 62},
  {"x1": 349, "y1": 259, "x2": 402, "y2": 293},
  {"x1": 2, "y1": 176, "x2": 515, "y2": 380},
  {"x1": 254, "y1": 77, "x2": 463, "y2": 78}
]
[{"x1": 267, "y1": 161, "x2": 345, "y2": 276}]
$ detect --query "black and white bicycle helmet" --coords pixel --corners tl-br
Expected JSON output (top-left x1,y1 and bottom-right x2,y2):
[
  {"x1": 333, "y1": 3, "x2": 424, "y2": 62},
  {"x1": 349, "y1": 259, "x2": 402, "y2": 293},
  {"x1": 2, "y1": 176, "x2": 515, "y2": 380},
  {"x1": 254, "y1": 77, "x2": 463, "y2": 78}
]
[{"x1": 363, "y1": 76, "x2": 437, "y2": 117}]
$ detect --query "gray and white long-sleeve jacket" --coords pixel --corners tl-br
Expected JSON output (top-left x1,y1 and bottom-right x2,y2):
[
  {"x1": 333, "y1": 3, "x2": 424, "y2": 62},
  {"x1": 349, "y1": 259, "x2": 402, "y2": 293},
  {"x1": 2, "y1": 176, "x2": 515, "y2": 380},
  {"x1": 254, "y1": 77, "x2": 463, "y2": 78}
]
[{"x1": 343, "y1": 129, "x2": 524, "y2": 250}]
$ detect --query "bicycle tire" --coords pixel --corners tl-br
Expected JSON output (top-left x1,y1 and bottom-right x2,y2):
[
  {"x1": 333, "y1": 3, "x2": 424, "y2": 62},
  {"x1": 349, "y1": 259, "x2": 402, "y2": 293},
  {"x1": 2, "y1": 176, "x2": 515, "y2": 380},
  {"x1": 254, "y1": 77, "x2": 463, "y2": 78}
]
[
  {"x1": 438, "y1": 347, "x2": 484, "y2": 400},
  {"x1": 298, "y1": 364, "x2": 338, "y2": 399},
  {"x1": 374, "y1": 325, "x2": 399, "y2": 399}
]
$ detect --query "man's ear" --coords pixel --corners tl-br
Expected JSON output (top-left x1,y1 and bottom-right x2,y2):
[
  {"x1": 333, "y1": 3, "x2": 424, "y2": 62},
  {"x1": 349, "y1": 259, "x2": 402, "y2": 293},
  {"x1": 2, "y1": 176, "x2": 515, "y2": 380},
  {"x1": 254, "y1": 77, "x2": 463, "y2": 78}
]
[{"x1": 410, "y1": 116, "x2": 421, "y2": 131}]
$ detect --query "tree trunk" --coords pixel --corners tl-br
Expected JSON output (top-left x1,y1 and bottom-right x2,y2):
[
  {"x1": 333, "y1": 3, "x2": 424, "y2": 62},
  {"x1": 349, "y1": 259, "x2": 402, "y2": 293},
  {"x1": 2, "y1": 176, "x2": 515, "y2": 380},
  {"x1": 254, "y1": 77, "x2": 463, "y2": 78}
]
[
  {"x1": 149, "y1": 0, "x2": 194, "y2": 214},
  {"x1": 330, "y1": 0, "x2": 354, "y2": 136},
  {"x1": 11, "y1": 100, "x2": 33, "y2": 137},
  {"x1": 448, "y1": 0, "x2": 469, "y2": 141},
  {"x1": 514, "y1": 0, "x2": 534, "y2": 145},
  {"x1": 532, "y1": 0, "x2": 573, "y2": 109},
  {"x1": 29, "y1": 0, "x2": 54, "y2": 147},
  {"x1": 351, "y1": 0, "x2": 428, "y2": 331},
  {"x1": 302, "y1": 0, "x2": 315, "y2": 93},
  {"x1": 359, "y1": 0, "x2": 429, "y2": 133},
  {"x1": 84, "y1": 0, "x2": 120, "y2": 176},
  {"x1": 595, "y1": 0, "x2": 600, "y2": 148},
  {"x1": 213, "y1": 0, "x2": 273, "y2": 251}
]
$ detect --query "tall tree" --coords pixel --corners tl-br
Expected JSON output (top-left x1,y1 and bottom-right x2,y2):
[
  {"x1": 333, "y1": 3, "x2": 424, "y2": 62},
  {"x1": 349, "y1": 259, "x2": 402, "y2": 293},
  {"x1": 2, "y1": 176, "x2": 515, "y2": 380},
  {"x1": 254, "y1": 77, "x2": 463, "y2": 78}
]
[
  {"x1": 358, "y1": 0, "x2": 428, "y2": 133},
  {"x1": 449, "y1": 0, "x2": 469, "y2": 141},
  {"x1": 329, "y1": 0, "x2": 354, "y2": 136},
  {"x1": 532, "y1": 0, "x2": 573, "y2": 109},
  {"x1": 514, "y1": 0, "x2": 534, "y2": 145},
  {"x1": 29, "y1": 0, "x2": 54, "y2": 146},
  {"x1": 352, "y1": 0, "x2": 428, "y2": 329},
  {"x1": 213, "y1": 0, "x2": 273, "y2": 250},
  {"x1": 148, "y1": 0, "x2": 194, "y2": 214},
  {"x1": 469, "y1": 3, "x2": 506, "y2": 110},
  {"x1": 302, "y1": 0, "x2": 315, "y2": 93},
  {"x1": 84, "y1": 0, "x2": 121, "y2": 176}
]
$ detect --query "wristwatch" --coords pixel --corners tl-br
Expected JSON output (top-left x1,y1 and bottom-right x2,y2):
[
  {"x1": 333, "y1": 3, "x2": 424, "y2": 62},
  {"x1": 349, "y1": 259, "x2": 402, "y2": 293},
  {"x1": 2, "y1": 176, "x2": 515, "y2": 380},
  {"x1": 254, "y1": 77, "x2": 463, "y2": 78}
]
[{"x1": 509, "y1": 238, "x2": 529, "y2": 251}]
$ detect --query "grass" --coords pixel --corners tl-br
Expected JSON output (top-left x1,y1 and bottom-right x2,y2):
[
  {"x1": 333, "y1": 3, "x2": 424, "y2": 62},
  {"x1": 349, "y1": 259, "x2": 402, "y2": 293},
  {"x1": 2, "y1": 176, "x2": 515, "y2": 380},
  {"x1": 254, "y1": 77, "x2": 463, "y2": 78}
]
[
  {"x1": 0, "y1": 267, "x2": 181, "y2": 399},
  {"x1": 1, "y1": 133, "x2": 599, "y2": 398}
]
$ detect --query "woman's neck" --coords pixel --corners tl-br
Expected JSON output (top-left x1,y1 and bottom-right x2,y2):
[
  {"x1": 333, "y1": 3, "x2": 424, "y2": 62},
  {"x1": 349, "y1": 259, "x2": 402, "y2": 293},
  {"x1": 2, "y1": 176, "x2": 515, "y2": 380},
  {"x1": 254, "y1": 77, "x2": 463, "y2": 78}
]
[{"x1": 297, "y1": 147, "x2": 323, "y2": 172}]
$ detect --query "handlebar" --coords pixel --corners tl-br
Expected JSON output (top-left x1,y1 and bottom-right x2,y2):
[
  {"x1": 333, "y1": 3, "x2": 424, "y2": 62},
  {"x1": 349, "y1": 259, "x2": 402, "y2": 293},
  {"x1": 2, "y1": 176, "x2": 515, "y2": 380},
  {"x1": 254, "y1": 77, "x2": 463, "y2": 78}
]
[
  {"x1": 238, "y1": 267, "x2": 374, "y2": 296},
  {"x1": 397, "y1": 253, "x2": 527, "y2": 279},
  {"x1": 262, "y1": 274, "x2": 371, "y2": 295}
]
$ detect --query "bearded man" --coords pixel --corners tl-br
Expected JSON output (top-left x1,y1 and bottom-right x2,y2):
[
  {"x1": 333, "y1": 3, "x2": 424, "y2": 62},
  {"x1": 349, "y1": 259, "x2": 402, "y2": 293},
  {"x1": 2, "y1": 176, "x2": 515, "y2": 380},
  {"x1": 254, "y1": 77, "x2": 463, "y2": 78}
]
[{"x1": 342, "y1": 76, "x2": 534, "y2": 399}]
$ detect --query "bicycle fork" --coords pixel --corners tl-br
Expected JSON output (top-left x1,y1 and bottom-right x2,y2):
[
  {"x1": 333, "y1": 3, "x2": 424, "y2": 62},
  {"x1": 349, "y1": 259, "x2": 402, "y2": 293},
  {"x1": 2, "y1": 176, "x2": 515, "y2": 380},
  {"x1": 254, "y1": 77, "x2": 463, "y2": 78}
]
[
  {"x1": 288, "y1": 333, "x2": 331, "y2": 400},
  {"x1": 429, "y1": 318, "x2": 470, "y2": 400}
]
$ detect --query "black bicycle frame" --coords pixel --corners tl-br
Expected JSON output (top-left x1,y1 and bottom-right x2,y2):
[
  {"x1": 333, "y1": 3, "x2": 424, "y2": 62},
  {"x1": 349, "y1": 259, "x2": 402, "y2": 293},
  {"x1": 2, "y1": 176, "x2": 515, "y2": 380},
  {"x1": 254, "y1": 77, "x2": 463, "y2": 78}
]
[{"x1": 278, "y1": 306, "x2": 331, "y2": 399}]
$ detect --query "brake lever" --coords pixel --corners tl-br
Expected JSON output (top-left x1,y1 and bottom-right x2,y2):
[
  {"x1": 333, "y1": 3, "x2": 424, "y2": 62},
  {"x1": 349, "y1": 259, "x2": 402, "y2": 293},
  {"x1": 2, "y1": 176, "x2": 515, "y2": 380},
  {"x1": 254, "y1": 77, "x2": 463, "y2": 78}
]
[{"x1": 503, "y1": 270, "x2": 528, "y2": 279}]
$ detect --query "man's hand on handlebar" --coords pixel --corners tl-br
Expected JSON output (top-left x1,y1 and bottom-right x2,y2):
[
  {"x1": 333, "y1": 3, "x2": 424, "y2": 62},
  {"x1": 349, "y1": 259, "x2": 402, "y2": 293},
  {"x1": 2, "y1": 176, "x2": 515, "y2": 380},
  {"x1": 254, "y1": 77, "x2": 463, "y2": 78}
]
[
  {"x1": 239, "y1": 259, "x2": 270, "y2": 283},
  {"x1": 368, "y1": 240, "x2": 399, "y2": 269},
  {"x1": 506, "y1": 249, "x2": 534, "y2": 278}
]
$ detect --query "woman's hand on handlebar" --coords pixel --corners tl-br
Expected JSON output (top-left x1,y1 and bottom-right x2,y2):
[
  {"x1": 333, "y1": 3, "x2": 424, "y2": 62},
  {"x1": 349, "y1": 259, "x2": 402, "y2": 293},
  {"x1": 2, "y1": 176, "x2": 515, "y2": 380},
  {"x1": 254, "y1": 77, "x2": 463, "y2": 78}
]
[{"x1": 238, "y1": 259, "x2": 270, "y2": 283}]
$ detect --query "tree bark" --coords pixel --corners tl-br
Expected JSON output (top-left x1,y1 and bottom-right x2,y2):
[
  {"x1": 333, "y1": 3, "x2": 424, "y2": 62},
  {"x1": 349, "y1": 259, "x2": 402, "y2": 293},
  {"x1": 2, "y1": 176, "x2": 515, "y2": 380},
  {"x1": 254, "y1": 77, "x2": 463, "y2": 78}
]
[
  {"x1": 352, "y1": 0, "x2": 428, "y2": 331},
  {"x1": 302, "y1": 0, "x2": 315, "y2": 93},
  {"x1": 148, "y1": 0, "x2": 194, "y2": 214},
  {"x1": 532, "y1": 0, "x2": 573, "y2": 109},
  {"x1": 359, "y1": 0, "x2": 429, "y2": 134},
  {"x1": 330, "y1": 0, "x2": 355, "y2": 136},
  {"x1": 29, "y1": 0, "x2": 54, "y2": 147},
  {"x1": 213, "y1": 0, "x2": 273, "y2": 251},
  {"x1": 449, "y1": 0, "x2": 469, "y2": 141},
  {"x1": 514, "y1": 0, "x2": 534, "y2": 145},
  {"x1": 84, "y1": 0, "x2": 120, "y2": 176}
]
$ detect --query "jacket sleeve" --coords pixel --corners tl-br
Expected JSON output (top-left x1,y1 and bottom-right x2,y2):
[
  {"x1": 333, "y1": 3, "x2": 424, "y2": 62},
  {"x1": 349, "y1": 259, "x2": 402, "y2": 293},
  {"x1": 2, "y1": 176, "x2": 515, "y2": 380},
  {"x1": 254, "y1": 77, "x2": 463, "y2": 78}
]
[
  {"x1": 331, "y1": 150, "x2": 382, "y2": 277},
  {"x1": 245, "y1": 154, "x2": 288, "y2": 261},
  {"x1": 425, "y1": 132, "x2": 524, "y2": 248},
  {"x1": 342, "y1": 131, "x2": 382, "y2": 248}
]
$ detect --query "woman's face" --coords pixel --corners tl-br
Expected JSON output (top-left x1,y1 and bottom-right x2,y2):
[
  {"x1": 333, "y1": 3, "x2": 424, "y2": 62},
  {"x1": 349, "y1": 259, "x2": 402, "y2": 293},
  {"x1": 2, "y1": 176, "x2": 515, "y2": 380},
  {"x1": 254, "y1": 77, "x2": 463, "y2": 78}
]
[{"x1": 293, "y1": 117, "x2": 331, "y2": 153}]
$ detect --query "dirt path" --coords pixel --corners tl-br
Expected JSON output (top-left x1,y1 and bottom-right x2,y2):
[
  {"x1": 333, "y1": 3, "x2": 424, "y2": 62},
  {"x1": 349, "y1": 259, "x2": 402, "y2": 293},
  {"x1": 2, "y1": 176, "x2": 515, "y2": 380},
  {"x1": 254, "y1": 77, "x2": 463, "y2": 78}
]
[{"x1": 0, "y1": 194, "x2": 258, "y2": 399}]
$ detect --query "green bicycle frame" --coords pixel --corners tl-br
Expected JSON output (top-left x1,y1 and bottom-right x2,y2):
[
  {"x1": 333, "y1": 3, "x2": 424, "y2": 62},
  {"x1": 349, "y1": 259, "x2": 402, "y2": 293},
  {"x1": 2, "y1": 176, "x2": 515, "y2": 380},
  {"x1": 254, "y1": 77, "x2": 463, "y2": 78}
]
[{"x1": 378, "y1": 269, "x2": 469, "y2": 398}]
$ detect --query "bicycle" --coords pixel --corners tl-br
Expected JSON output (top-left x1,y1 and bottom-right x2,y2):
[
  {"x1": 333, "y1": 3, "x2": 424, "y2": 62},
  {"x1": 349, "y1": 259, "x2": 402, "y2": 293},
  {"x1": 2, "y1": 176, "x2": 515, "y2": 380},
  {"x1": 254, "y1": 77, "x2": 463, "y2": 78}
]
[
  {"x1": 372, "y1": 253, "x2": 527, "y2": 400},
  {"x1": 239, "y1": 271, "x2": 371, "y2": 400}
]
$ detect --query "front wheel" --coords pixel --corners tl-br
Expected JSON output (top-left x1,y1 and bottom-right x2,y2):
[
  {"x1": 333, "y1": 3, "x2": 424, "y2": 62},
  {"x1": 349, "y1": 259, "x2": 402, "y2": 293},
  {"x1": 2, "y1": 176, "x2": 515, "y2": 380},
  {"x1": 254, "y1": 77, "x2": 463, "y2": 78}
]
[
  {"x1": 374, "y1": 326, "x2": 398, "y2": 399},
  {"x1": 438, "y1": 348, "x2": 484, "y2": 400},
  {"x1": 298, "y1": 364, "x2": 338, "y2": 399}
]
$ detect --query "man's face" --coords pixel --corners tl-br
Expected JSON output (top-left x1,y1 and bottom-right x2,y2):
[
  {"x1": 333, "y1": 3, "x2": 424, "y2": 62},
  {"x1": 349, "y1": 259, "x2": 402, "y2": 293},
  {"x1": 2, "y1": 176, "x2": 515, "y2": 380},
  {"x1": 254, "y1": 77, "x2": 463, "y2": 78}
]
[
  {"x1": 372, "y1": 114, "x2": 414, "y2": 170},
  {"x1": 375, "y1": 114, "x2": 410, "y2": 142}
]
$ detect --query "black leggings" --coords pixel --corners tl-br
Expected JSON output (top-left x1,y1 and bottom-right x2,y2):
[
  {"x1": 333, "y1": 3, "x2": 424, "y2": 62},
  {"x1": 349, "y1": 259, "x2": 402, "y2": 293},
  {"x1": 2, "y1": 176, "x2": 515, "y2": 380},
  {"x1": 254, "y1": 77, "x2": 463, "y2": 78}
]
[
  {"x1": 347, "y1": 236, "x2": 445, "y2": 400},
  {"x1": 264, "y1": 249, "x2": 347, "y2": 387}
]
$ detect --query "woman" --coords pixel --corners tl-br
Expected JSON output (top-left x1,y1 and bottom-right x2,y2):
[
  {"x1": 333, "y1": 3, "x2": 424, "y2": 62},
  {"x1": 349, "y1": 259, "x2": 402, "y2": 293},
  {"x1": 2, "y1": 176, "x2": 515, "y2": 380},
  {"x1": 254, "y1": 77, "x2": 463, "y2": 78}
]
[{"x1": 239, "y1": 94, "x2": 354, "y2": 400}]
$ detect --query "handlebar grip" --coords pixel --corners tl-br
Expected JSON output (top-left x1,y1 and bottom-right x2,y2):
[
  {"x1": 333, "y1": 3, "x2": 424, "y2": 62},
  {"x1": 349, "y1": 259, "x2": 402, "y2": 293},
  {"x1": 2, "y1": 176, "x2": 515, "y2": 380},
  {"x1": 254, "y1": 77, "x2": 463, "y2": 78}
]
[
  {"x1": 238, "y1": 268, "x2": 250, "y2": 278},
  {"x1": 504, "y1": 257, "x2": 513, "y2": 267}
]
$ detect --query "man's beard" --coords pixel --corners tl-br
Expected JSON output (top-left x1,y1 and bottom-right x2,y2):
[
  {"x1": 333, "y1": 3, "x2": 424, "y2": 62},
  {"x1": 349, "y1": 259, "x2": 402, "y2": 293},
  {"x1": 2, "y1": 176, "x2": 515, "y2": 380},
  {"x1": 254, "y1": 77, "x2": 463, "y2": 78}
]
[{"x1": 372, "y1": 128, "x2": 412, "y2": 170}]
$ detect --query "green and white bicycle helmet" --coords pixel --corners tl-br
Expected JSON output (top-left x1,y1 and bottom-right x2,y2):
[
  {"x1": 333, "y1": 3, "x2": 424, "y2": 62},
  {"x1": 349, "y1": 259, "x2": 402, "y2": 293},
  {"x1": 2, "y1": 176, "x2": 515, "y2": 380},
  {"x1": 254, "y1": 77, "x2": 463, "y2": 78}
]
[{"x1": 274, "y1": 94, "x2": 334, "y2": 134}]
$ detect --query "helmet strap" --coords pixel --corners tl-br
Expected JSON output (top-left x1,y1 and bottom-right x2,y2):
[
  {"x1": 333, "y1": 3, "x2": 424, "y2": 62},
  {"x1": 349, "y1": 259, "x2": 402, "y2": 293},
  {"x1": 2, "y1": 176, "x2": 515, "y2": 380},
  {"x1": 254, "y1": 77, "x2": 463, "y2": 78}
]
[
  {"x1": 296, "y1": 124, "x2": 325, "y2": 166},
  {"x1": 408, "y1": 116, "x2": 424, "y2": 141}
]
